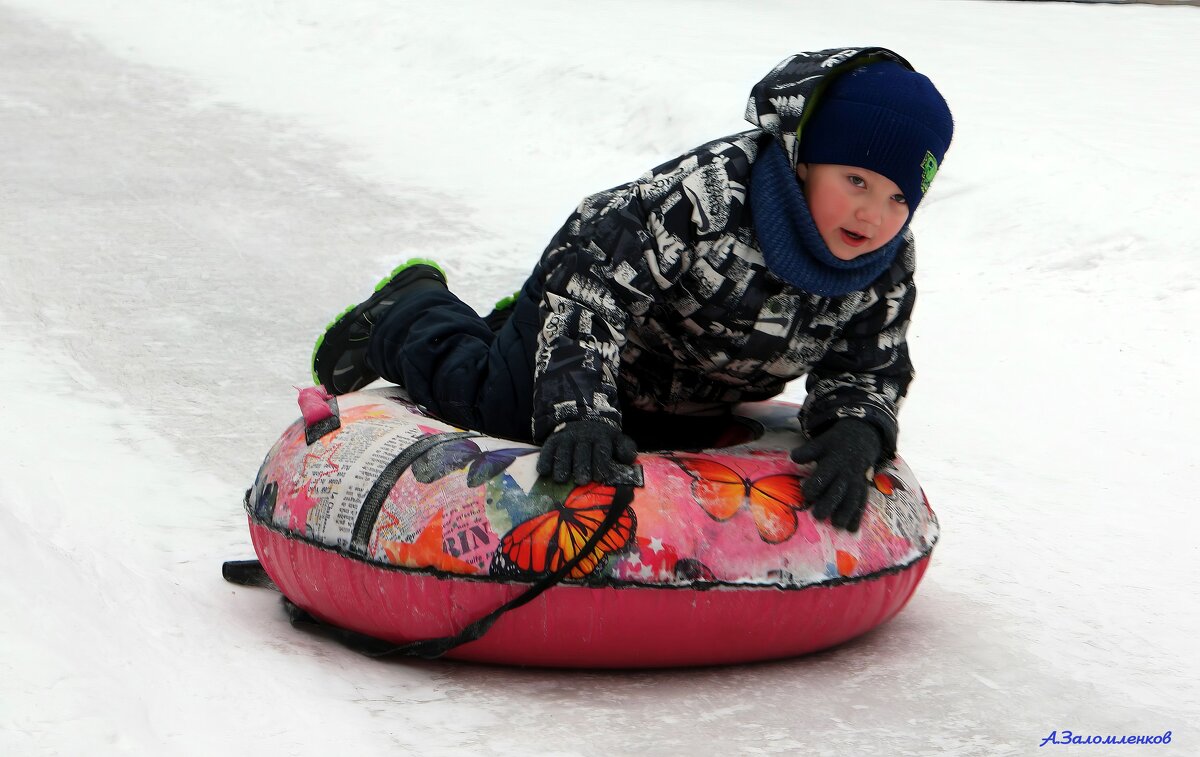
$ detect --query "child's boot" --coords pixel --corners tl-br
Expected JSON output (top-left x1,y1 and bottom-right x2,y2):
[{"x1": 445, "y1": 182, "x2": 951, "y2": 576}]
[
  {"x1": 482, "y1": 290, "x2": 520, "y2": 333},
  {"x1": 311, "y1": 258, "x2": 447, "y2": 394}
]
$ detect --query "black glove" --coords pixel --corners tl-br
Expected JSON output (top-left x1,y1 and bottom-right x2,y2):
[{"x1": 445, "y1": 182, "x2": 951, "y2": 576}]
[
  {"x1": 791, "y1": 419, "x2": 883, "y2": 532},
  {"x1": 537, "y1": 420, "x2": 638, "y2": 485}
]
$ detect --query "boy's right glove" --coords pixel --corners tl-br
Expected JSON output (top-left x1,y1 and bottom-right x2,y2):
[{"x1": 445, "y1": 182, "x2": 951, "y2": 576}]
[{"x1": 537, "y1": 420, "x2": 638, "y2": 485}]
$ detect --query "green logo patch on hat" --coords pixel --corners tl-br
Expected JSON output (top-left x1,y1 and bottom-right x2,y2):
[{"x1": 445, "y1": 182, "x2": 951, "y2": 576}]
[{"x1": 920, "y1": 151, "x2": 939, "y2": 195}]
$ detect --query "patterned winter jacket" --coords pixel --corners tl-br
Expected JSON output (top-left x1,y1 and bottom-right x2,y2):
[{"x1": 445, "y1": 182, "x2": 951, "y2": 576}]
[{"x1": 531, "y1": 47, "x2": 920, "y2": 459}]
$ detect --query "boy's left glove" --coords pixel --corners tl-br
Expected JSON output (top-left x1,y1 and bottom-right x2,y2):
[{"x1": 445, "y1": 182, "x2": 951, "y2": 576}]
[
  {"x1": 790, "y1": 419, "x2": 882, "y2": 532},
  {"x1": 537, "y1": 420, "x2": 638, "y2": 485}
]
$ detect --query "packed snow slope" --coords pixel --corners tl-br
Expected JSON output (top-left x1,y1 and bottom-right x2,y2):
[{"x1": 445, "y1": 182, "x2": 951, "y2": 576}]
[{"x1": 1, "y1": 1, "x2": 1197, "y2": 754}]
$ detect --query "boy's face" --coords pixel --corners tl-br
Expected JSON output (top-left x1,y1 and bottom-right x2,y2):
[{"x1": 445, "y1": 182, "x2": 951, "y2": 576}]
[{"x1": 795, "y1": 163, "x2": 909, "y2": 261}]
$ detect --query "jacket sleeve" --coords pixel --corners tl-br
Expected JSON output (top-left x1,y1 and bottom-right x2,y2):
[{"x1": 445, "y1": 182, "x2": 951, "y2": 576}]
[
  {"x1": 799, "y1": 244, "x2": 917, "y2": 461},
  {"x1": 530, "y1": 137, "x2": 757, "y2": 442},
  {"x1": 530, "y1": 190, "x2": 635, "y2": 441},
  {"x1": 529, "y1": 142, "x2": 752, "y2": 442},
  {"x1": 530, "y1": 180, "x2": 699, "y2": 442}
]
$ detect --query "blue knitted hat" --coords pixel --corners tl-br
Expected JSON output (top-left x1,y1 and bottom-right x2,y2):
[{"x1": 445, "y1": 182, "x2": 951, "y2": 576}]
[{"x1": 798, "y1": 61, "x2": 953, "y2": 215}]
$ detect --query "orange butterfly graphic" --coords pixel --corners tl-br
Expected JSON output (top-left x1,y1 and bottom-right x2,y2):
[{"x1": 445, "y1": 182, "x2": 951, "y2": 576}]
[
  {"x1": 873, "y1": 471, "x2": 907, "y2": 496},
  {"x1": 494, "y1": 483, "x2": 636, "y2": 580},
  {"x1": 673, "y1": 457, "x2": 813, "y2": 544}
]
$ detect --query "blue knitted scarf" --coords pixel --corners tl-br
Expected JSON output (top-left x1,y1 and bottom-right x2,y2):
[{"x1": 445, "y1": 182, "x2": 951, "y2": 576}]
[{"x1": 750, "y1": 141, "x2": 903, "y2": 297}]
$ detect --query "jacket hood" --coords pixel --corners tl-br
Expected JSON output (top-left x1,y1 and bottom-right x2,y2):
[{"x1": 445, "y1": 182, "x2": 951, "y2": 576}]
[{"x1": 745, "y1": 47, "x2": 913, "y2": 169}]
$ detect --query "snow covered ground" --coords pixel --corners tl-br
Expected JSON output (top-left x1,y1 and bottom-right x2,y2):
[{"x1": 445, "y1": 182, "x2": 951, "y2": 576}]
[{"x1": 1, "y1": 0, "x2": 1197, "y2": 754}]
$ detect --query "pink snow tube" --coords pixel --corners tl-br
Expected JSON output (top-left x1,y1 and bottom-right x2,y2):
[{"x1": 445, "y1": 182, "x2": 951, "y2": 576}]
[{"x1": 240, "y1": 386, "x2": 938, "y2": 668}]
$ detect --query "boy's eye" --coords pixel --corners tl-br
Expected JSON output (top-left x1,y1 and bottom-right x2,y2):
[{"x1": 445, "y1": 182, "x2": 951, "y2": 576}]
[
  {"x1": 892, "y1": 194, "x2": 907, "y2": 205},
  {"x1": 847, "y1": 175, "x2": 866, "y2": 188}
]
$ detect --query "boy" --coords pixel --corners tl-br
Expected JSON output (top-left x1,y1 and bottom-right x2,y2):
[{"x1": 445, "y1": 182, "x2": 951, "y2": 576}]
[{"x1": 311, "y1": 47, "x2": 954, "y2": 532}]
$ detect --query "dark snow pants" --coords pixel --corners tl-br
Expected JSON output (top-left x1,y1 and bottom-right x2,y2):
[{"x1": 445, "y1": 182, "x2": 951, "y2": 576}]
[
  {"x1": 366, "y1": 271, "x2": 543, "y2": 442},
  {"x1": 366, "y1": 265, "x2": 745, "y2": 449}
]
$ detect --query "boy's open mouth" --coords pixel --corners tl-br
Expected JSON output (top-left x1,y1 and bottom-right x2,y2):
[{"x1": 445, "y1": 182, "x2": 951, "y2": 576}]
[{"x1": 840, "y1": 228, "x2": 868, "y2": 247}]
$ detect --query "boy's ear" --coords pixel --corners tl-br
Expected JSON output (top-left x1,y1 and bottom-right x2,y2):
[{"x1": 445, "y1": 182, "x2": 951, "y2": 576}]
[{"x1": 795, "y1": 162, "x2": 809, "y2": 181}]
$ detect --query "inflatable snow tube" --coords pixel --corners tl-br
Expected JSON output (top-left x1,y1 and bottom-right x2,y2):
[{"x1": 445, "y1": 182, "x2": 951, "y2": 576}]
[{"x1": 240, "y1": 386, "x2": 938, "y2": 668}]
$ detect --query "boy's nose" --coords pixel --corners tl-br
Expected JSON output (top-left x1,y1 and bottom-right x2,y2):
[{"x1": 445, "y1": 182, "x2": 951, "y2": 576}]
[{"x1": 856, "y1": 203, "x2": 883, "y2": 227}]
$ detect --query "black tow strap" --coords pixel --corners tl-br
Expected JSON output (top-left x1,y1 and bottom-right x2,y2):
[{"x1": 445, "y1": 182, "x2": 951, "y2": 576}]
[
  {"x1": 347, "y1": 431, "x2": 477, "y2": 555},
  {"x1": 222, "y1": 484, "x2": 633, "y2": 659}
]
